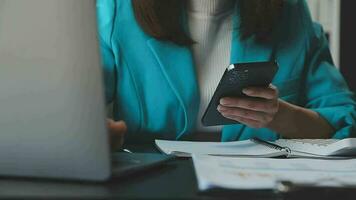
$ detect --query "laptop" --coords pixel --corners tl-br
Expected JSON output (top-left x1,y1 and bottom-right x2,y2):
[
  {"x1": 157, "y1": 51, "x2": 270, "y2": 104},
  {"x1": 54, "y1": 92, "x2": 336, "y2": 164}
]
[{"x1": 0, "y1": 0, "x2": 172, "y2": 181}]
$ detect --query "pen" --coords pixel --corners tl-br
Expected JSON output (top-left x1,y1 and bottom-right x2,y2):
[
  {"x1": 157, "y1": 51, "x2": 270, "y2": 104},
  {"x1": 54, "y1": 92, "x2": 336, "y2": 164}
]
[
  {"x1": 251, "y1": 137, "x2": 291, "y2": 155},
  {"x1": 121, "y1": 148, "x2": 133, "y2": 153}
]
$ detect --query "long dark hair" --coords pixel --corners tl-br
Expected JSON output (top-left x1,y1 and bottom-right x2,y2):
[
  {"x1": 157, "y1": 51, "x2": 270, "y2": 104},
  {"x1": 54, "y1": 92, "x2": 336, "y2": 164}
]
[{"x1": 132, "y1": 0, "x2": 284, "y2": 46}]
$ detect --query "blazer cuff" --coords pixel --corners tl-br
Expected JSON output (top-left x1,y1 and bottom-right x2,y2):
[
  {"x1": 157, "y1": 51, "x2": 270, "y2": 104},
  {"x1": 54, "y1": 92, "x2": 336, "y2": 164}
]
[{"x1": 310, "y1": 106, "x2": 356, "y2": 139}]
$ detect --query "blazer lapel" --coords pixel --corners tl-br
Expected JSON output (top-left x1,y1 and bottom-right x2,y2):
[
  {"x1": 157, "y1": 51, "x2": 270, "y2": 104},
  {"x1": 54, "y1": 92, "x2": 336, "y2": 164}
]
[{"x1": 147, "y1": 39, "x2": 200, "y2": 138}]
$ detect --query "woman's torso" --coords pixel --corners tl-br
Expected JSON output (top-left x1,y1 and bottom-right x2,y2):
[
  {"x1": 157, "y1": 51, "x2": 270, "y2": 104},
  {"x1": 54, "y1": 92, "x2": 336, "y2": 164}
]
[{"x1": 96, "y1": 0, "x2": 349, "y2": 142}]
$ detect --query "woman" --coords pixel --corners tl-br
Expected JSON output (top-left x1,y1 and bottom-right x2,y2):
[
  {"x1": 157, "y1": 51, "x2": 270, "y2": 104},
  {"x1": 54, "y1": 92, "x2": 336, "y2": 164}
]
[{"x1": 97, "y1": 0, "x2": 356, "y2": 148}]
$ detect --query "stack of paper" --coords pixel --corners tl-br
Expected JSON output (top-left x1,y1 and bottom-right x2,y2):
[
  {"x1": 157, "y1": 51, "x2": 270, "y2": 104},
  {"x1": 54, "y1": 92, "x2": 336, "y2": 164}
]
[{"x1": 192, "y1": 155, "x2": 356, "y2": 191}]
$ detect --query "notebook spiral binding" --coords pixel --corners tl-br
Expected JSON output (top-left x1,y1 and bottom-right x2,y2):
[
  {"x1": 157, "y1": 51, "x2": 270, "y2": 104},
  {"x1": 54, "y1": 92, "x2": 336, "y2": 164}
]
[{"x1": 251, "y1": 138, "x2": 292, "y2": 158}]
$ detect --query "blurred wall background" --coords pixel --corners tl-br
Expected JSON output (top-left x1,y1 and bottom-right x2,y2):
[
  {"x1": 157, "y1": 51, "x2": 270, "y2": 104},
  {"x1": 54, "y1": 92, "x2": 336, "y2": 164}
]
[
  {"x1": 306, "y1": 0, "x2": 356, "y2": 92},
  {"x1": 307, "y1": 0, "x2": 340, "y2": 67},
  {"x1": 339, "y1": 1, "x2": 356, "y2": 93}
]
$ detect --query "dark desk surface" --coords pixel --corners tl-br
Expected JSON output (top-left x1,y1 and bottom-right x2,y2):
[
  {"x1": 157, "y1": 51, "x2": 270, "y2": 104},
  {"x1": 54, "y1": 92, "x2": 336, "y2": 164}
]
[
  {"x1": 0, "y1": 159, "x2": 199, "y2": 200},
  {"x1": 1, "y1": 145, "x2": 356, "y2": 200}
]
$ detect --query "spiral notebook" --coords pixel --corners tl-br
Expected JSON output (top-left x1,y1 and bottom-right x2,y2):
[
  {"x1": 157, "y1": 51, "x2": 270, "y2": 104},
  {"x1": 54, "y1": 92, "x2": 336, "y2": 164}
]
[{"x1": 155, "y1": 138, "x2": 356, "y2": 159}]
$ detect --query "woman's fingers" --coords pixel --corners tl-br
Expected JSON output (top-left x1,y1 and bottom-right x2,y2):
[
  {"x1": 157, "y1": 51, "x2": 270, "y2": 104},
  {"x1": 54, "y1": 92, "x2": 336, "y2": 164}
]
[
  {"x1": 242, "y1": 84, "x2": 278, "y2": 100},
  {"x1": 108, "y1": 120, "x2": 127, "y2": 135},
  {"x1": 220, "y1": 97, "x2": 278, "y2": 113},
  {"x1": 218, "y1": 85, "x2": 280, "y2": 128},
  {"x1": 218, "y1": 105, "x2": 273, "y2": 123},
  {"x1": 107, "y1": 120, "x2": 127, "y2": 151}
]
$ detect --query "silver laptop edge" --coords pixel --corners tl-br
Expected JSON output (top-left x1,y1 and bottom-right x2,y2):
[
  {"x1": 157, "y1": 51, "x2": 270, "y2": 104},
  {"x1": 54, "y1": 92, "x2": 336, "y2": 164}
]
[{"x1": 0, "y1": 0, "x2": 111, "y2": 181}]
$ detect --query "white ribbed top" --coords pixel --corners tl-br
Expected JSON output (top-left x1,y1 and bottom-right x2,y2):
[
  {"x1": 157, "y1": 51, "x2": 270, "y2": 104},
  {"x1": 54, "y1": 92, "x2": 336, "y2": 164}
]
[{"x1": 187, "y1": 0, "x2": 235, "y2": 133}]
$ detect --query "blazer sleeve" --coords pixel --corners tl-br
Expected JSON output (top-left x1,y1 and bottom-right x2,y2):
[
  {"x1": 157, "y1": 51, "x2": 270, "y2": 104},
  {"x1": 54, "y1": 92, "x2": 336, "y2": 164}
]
[
  {"x1": 302, "y1": 22, "x2": 356, "y2": 138},
  {"x1": 96, "y1": 0, "x2": 117, "y2": 105}
]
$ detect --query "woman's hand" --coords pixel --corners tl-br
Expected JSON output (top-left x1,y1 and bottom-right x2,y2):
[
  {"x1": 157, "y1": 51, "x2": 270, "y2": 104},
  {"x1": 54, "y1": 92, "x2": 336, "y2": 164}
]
[
  {"x1": 107, "y1": 119, "x2": 127, "y2": 151},
  {"x1": 217, "y1": 84, "x2": 279, "y2": 129}
]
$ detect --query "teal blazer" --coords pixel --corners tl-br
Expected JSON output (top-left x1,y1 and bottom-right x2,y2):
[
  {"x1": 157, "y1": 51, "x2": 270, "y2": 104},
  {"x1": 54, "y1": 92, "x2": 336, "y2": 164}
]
[{"x1": 97, "y1": 0, "x2": 356, "y2": 141}]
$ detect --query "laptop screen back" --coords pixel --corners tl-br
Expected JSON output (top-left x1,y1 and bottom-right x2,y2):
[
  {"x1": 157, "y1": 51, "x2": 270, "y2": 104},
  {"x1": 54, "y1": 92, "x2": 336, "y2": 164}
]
[{"x1": 0, "y1": 0, "x2": 111, "y2": 181}]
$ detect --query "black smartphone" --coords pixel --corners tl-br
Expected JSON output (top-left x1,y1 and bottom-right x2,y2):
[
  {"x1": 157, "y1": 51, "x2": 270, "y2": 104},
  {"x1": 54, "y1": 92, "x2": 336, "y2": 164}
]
[{"x1": 201, "y1": 61, "x2": 279, "y2": 126}]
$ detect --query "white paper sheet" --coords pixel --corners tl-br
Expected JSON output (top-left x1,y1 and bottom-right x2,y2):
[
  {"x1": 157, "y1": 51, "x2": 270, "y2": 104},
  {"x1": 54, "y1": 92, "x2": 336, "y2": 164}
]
[
  {"x1": 192, "y1": 155, "x2": 356, "y2": 191},
  {"x1": 155, "y1": 140, "x2": 284, "y2": 157}
]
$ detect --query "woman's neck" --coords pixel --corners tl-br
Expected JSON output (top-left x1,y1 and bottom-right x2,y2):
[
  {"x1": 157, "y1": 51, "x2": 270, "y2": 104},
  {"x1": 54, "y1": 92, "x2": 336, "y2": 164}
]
[{"x1": 187, "y1": 0, "x2": 236, "y2": 16}]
